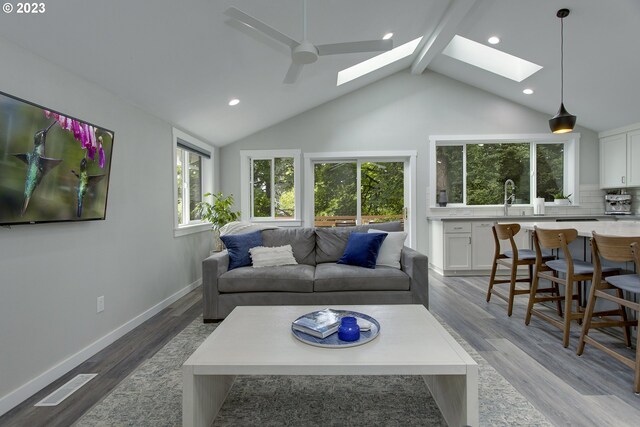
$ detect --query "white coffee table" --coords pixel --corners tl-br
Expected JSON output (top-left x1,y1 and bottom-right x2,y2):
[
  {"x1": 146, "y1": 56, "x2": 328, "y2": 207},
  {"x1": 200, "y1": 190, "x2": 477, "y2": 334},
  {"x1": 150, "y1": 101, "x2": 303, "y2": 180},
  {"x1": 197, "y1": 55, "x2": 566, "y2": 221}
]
[{"x1": 183, "y1": 305, "x2": 478, "y2": 427}]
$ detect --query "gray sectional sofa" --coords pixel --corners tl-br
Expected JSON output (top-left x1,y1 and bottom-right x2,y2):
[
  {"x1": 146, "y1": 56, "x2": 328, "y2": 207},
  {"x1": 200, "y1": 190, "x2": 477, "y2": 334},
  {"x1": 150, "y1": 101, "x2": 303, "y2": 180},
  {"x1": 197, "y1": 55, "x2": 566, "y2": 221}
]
[{"x1": 202, "y1": 222, "x2": 429, "y2": 321}]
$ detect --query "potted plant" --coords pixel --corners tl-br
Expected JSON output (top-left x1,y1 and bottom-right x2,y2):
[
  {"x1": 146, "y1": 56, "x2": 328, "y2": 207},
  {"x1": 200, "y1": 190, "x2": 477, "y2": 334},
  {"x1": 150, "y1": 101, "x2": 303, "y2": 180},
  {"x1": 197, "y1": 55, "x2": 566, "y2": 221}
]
[
  {"x1": 192, "y1": 192, "x2": 240, "y2": 251},
  {"x1": 553, "y1": 192, "x2": 572, "y2": 206}
]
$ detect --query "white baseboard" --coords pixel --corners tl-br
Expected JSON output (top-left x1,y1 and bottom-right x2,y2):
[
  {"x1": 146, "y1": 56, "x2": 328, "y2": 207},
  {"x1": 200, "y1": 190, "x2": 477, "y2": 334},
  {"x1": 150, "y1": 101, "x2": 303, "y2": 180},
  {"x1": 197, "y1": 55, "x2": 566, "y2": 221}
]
[{"x1": 0, "y1": 278, "x2": 202, "y2": 417}]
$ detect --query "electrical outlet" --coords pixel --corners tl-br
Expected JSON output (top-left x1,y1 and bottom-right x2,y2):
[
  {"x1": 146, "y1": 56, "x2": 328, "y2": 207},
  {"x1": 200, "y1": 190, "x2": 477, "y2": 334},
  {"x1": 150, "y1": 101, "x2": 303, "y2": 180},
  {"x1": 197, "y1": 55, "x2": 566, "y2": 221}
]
[{"x1": 97, "y1": 296, "x2": 104, "y2": 313}]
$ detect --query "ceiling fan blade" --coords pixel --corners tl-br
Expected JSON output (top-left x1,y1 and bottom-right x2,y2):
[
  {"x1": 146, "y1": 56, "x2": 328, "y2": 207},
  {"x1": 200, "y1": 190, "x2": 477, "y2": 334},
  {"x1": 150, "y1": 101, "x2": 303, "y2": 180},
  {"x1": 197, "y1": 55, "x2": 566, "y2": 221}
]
[
  {"x1": 283, "y1": 62, "x2": 303, "y2": 84},
  {"x1": 224, "y1": 7, "x2": 299, "y2": 49},
  {"x1": 317, "y1": 39, "x2": 393, "y2": 56}
]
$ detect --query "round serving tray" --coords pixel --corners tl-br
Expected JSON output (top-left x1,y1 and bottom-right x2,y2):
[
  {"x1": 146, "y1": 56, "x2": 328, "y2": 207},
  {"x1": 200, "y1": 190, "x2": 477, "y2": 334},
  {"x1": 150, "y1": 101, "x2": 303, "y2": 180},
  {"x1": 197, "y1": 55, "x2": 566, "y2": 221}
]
[{"x1": 291, "y1": 310, "x2": 380, "y2": 348}]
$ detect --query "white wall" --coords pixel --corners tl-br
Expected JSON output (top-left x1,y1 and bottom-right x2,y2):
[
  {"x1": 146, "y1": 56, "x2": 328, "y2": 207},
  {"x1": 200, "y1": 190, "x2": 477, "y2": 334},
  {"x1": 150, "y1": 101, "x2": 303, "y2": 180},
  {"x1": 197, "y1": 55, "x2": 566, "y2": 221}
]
[
  {"x1": 0, "y1": 37, "x2": 215, "y2": 412},
  {"x1": 219, "y1": 70, "x2": 600, "y2": 254}
]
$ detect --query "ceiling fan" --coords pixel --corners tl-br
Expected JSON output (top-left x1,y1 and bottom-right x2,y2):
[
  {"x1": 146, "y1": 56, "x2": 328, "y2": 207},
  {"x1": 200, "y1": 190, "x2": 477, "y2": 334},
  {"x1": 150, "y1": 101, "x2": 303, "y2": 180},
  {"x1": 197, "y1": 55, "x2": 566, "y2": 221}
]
[{"x1": 224, "y1": 0, "x2": 393, "y2": 84}]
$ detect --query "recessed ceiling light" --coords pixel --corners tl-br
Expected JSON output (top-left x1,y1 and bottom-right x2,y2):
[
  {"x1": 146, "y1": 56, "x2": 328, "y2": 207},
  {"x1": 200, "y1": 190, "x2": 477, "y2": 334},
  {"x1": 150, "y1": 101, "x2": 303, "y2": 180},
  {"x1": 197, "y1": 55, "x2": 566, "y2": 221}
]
[
  {"x1": 442, "y1": 35, "x2": 542, "y2": 82},
  {"x1": 488, "y1": 36, "x2": 500, "y2": 45},
  {"x1": 383, "y1": 32, "x2": 393, "y2": 40},
  {"x1": 228, "y1": 98, "x2": 240, "y2": 106},
  {"x1": 337, "y1": 37, "x2": 423, "y2": 86},
  {"x1": 523, "y1": 88, "x2": 534, "y2": 95}
]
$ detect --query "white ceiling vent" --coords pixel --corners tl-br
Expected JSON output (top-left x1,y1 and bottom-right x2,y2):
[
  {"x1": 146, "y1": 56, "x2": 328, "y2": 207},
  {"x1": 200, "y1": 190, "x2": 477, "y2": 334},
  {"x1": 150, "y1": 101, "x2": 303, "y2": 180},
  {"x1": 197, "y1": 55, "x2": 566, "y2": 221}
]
[{"x1": 34, "y1": 374, "x2": 97, "y2": 406}]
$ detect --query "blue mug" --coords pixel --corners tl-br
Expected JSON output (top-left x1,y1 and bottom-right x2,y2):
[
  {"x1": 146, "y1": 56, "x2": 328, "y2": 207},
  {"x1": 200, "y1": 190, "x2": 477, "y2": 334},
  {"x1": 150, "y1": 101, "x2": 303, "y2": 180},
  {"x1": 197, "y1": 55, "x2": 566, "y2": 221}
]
[{"x1": 338, "y1": 316, "x2": 360, "y2": 342}]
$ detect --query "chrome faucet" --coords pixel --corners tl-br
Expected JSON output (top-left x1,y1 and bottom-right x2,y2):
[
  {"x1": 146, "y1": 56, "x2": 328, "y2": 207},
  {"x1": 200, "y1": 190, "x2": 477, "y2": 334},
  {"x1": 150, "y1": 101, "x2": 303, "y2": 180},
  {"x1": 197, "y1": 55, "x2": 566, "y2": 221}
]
[{"x1": 504, "y1": 179, "x2": 516, "y2": 216}]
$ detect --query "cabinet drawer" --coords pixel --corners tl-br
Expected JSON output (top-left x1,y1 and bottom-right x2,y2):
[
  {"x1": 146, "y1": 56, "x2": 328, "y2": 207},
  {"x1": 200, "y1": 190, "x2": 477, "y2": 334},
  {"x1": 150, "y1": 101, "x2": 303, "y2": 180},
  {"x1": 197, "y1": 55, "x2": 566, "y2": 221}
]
[{"x1": 444, "y1": 222, "x2": 471, "y2": 233}]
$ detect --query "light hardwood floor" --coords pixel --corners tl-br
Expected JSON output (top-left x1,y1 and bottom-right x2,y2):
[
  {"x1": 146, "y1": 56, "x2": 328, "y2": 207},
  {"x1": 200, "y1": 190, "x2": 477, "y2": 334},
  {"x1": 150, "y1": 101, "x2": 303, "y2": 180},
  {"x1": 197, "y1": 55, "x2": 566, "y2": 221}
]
[
  {"x1": 1, "y1": 274, "x2": 639, "y2": 426},
  {"x1": 430, "y1": 273, "x2": 640, "y2": 426}
]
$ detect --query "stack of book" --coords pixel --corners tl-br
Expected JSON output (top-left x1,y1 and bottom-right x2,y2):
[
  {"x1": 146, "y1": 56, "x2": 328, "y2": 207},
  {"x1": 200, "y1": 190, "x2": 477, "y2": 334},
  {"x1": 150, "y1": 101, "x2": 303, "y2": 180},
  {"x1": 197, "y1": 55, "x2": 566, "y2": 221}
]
[
  {"x1": 291, "y1": 308, "x2": 342, "y2": 338},
  {"x1": 292, "y1": 308, "x2": 373, "y2": 339}
]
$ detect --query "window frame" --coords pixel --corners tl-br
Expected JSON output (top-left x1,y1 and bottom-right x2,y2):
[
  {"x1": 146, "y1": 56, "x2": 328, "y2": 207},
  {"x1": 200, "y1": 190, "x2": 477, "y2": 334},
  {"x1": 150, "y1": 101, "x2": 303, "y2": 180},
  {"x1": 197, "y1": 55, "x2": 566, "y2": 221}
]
[
  {"x1": 240, "y1": 149, "x2": 302, "y2": 226},
  {"x1": 429, "y1": 133, "x2": 580, "y2": 207},
  {"x1": 304, "y1": 151, "x2": 417, "y2": 249},
  {"x1": 172, "y1": 128, "x2": 215, "y2": 237}
]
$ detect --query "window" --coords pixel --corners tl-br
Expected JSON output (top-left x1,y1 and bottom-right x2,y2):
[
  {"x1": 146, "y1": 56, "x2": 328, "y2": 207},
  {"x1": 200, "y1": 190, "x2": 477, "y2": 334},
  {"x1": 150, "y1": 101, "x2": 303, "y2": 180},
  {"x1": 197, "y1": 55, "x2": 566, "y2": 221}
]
[
  {"x1": 251, "y1": 157, "x2": 295, "y2": 218},
  {"x1": 312, "y1": 160, "x2": 405, "y2": 227},
  {"x1": 536, "y1": 143, "x2": 565, "y2": 202},
  {"x1": 430, "y1": 134, "x2": 579, "y2": 206},
  {"x1": 240, "y1": 150, "x2": 301, "y2": 225},
  {"x1": 173, "y1": 128, "x2": 214, "y2": 235},
  {"x1": 304, "y1": 151, "x2": 417, "y2": 248},
  {"x1": 466, "y1": 143, "x2": 530, "y2": 205}
]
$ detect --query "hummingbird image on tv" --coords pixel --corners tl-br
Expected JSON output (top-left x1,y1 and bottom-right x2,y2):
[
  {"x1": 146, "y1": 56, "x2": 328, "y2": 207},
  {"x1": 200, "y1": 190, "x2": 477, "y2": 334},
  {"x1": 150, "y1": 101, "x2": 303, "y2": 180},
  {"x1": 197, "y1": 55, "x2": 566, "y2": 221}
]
[
  {"x1": 13, "y1": 121, "x2": 63, "y2": 216},
  {"x1": 71, "y1": 158, "x2": 104, "y2": 217}
]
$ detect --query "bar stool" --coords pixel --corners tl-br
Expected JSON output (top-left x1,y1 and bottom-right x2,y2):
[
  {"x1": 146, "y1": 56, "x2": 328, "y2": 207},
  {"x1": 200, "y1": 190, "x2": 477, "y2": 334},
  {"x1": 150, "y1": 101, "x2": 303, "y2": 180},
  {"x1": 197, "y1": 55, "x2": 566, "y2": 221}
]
[
  {"x1": 486, "y1": 223, "x2": 556, "y2": 317},
  {"x1": 525, "y1": 227, "x2": 619, "y2": 348},
  {"x1": 577, "y1": 232, "x2": 640, "y2": 392}
]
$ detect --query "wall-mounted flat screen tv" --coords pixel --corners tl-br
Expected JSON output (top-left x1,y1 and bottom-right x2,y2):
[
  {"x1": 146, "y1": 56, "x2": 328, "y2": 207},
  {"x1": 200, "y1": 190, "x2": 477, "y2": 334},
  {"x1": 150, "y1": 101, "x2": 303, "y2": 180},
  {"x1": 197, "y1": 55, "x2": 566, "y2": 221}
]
[{"x1": 0, "y1": 91, "x2": 114, "y2": 225}]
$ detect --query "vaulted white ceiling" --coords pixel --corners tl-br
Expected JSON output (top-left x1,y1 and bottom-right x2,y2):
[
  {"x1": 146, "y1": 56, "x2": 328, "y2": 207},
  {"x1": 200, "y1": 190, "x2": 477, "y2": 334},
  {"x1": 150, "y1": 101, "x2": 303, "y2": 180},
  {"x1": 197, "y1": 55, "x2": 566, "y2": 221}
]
[{"x1": 0, "y1": 0, "x2": 638, "y2": 145}]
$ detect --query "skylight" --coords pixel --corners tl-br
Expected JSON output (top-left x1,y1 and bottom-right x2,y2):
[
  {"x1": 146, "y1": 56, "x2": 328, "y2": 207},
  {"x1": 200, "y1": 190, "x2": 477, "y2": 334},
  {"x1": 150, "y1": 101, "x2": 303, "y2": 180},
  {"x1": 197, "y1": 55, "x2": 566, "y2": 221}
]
[
  {"x1": 337, "y1": 37, "x2": 423, "y2": 86},
  {"x1": 441, "y1": 35, "x2": 542, "y2": 82}
]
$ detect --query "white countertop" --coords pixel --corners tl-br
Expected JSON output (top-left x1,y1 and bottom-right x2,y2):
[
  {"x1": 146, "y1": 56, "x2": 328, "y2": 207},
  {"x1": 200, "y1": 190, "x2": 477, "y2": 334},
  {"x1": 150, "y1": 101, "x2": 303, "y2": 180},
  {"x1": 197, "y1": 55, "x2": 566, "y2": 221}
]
[
  {"x1": 428, "y1": 214, "x2": 620, "y2": 221},
  {"x1": 502, "y1": 220, "x2": 640, "y2": 237}
]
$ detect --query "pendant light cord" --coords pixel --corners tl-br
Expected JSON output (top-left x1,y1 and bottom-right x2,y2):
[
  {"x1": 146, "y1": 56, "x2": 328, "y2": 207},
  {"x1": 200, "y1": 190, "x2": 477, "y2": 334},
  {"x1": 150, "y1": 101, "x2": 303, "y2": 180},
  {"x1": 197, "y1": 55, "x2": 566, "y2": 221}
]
[{"x1": 560, "y1": 16, "x2": 564, "y2": 104}]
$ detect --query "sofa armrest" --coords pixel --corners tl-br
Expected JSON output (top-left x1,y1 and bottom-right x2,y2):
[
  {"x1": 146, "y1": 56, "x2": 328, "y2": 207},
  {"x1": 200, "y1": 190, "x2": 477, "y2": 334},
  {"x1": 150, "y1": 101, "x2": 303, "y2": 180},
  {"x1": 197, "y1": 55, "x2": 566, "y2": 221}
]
[
  {"x1": 202, "y1": 251, "x2": 229, "y2": 322},
  {"x1": 401, "y1": 246, "x2": 429, "y2": 309}
]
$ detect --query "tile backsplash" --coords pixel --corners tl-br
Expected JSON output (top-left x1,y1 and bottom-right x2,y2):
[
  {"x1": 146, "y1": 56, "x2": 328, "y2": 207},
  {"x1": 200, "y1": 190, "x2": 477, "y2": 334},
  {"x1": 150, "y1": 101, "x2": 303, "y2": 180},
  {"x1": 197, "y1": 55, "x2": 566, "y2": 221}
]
[{"x1": 427, "y1": 185, "x2": 610, "y2": 217}]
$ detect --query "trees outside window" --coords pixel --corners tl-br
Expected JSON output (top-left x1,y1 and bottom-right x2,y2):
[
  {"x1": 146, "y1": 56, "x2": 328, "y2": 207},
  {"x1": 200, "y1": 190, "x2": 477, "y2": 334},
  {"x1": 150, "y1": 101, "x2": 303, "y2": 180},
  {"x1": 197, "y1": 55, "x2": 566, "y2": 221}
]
[
  {"x1": 252, "y1": 157, "x2": 295, "y2": 219},
  {"x1": 536, "y1": 143, "x2": 565, "y2": 202},
  {"x1": 466, "y1": 143, "x2": 530, "y2": 205},
  {"x1": 313, "y1": 160, "x2": 405, "y2": 227},
  {"x1": 173, "y1": 128, "x2": 214, "y2": 235},
  {"x1": 436, "y1": 146, "x2": 463, "y2": 204},
  {"x1": 240, "y1": 150, "x2": 301, "y2": 224}
]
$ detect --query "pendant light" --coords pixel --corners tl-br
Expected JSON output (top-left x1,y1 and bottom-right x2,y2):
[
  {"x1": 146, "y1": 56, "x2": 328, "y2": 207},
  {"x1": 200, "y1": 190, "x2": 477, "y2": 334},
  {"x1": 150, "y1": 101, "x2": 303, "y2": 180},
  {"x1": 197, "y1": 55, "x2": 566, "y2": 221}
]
[{"x1": 549, "y1": 8, "x2": 576, "y2": 134}]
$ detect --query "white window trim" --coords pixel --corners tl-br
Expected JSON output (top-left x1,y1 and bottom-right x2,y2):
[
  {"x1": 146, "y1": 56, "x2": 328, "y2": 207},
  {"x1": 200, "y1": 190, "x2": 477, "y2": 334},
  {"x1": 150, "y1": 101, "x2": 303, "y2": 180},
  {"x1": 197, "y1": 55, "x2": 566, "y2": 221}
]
[
  {"x1": 304, "y1": 151, "x2": 418, "y2": 249},
  {"x1": 429, "y1": 133, "x2": 580, "y2": 208},
  {"x1": 172, "y1": 128, "x2": 215, "y2": 237},
  {"x1": 240, "y1": 149, "x2": 302, "y2": 227}
]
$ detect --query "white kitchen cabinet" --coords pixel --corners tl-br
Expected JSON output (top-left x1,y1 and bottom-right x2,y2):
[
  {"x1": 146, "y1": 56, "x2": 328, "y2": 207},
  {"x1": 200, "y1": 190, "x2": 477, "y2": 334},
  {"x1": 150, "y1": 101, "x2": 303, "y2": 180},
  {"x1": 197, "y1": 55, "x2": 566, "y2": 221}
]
[
  {"x1": 430, "y1": 219, "x2": 533, "y2": 275},
  {"x1": 626, "y1": 129, "x2": 640, "y2": 187},
  {"x1": 599, "y1": 126, "x2": 640, "y2": 189},
  {"x1": 471, "y1": 222, "x2": 494, "y2": 270},
  {"x1": 600, "y1": 133, "x2": 627, "y2": 188},
  {"x1": 444, "y1": 232, "x2": 472, "y2": 270}
]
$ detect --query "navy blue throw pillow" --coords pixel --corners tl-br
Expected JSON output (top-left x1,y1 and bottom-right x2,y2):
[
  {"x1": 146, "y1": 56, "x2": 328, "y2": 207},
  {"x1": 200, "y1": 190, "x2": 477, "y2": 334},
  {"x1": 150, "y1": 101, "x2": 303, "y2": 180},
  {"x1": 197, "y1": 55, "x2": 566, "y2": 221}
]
[
  {"x1": 220, "y1": 230, "x2": 263, "y2": 270},
  {"x1": 337, "y1": 232, "x2": 387, "y2": 269}
]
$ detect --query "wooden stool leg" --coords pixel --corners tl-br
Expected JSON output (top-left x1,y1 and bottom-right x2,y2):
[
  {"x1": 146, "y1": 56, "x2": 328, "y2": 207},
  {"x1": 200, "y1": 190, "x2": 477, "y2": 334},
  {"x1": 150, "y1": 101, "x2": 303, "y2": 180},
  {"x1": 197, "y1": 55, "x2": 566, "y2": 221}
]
[
  {"x1": 616, "y1": 288, "x2": 632, "y2": 348},
  {"x1": 634, "y1": 322, "x2": 640, "y2": 393},
  {"x1": 507, "y1": 263, "x2": 518, "y2": 317},
  {"x1": 577, "y1": 278, "x2": 599, "y2": 356},
  {"x1": 487, "y1": 257, "x2": 498, "y2": 303},
  {"x1": 562, "y1": 281, "x2": 573, "y2": 348},
  {"x1": 525, "y1": 269, "x2": 540, "y2": 326},
  {"x1": 554, "y1": 278, "x2": 563, "y2": 318}
]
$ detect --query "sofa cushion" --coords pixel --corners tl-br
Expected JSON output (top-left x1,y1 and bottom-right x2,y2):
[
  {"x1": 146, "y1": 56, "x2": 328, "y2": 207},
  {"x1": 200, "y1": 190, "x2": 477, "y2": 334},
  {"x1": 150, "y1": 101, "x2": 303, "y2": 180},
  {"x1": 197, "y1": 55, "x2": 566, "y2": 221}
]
[
  {"x1": 337, "y1": 232, "x2": 387, "y2": 269},
  {"x1": 314, "y1": 263, "x2": 410, "y2": 292},
  {"x1": 261, "y1": 228, "x2": 316, "y2": 266},
  {"x1": 315, "y1": 228, "x2": 352, "y2": 264},
  {"x1": 220, "y1": 230, "x2": 263, "y2": 270},
  {"x1": 249, "y1": 245, "x2": 297, "y2": 268},
  {"x1": 219, "y1": 265, "x2": 314, "y2": 293},
  {"x1": 368, "y1": 229, "x2": 407, "y2": 269},
  {"x1": 360, "y1": 221, "x2": 403, "y2": 232}
]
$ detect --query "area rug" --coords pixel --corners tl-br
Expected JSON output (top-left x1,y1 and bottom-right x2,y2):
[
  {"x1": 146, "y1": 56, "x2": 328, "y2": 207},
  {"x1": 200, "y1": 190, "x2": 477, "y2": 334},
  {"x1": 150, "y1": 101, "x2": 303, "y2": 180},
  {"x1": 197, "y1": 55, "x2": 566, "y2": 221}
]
[{"x1": 74, "y1": 316, "x2": 551, "y2": 427}]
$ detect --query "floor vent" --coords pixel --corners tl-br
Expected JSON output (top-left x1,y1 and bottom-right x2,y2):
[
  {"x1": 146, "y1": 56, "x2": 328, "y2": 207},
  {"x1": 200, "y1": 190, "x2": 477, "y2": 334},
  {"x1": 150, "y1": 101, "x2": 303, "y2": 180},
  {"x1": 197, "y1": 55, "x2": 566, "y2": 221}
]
[{"x1": 35, "y1": 373, "x2": 97, "y2": 406}]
